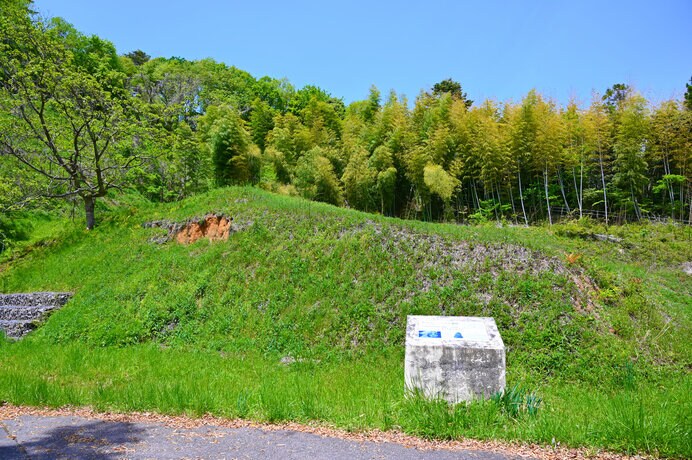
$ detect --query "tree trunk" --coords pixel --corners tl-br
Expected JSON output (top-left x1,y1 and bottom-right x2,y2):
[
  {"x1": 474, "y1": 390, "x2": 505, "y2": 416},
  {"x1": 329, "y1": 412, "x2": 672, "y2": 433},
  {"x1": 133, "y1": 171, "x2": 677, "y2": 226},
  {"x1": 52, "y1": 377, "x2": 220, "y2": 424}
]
[
  {"x1": 572, "y1": 166, "x2": 583, "y2": 219},
  {"x1": 557, "y1": 169, "x2": 570, "y2": 213},
  {"x1": 518, "y1": 171, "x2": 528, "y2": 226},
  {"x1": 662, "y1": 154, "x2": 675, "y2": 218},
  {"x1": 492, "y1": 182, "x2": 500, "y2": 222},
  {"x1": 630, "y1": 184, "x2": 641, "y2": 221},
  {"x1": 683, "y1": 179, "x2": 688, "y2": 223},
  {"x1": 579, "y1": 160, "x2": 584, "y2": 219},
  {"x1": 508, "y1": 184, "x2": 517, "y2": 224},
  {"x1": 472, "y1": 181, "x2": 481, "y2": 210},
  {"x1": 496, "y1": 182, "x2": 504, "y2": 222},
  {"x1": 599, "y1": 151, "x2": 609, "y2": 226},
  {"x1": 687, "y1": 182, "x2": 691, "y2": 223},
  {"x1": 84, "y1": 196, "x2": 95, "y2": 230},
  {"x1": 544, "y1": 166, "x2": 552, "y2": 225}
]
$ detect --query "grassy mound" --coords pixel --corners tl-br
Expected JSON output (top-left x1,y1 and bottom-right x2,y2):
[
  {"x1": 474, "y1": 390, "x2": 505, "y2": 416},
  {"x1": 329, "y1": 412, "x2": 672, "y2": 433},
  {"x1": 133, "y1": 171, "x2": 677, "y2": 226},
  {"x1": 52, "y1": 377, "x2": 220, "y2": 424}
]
[{"x1": 1, "y1": 187, "x2": 690, "y2": 456}]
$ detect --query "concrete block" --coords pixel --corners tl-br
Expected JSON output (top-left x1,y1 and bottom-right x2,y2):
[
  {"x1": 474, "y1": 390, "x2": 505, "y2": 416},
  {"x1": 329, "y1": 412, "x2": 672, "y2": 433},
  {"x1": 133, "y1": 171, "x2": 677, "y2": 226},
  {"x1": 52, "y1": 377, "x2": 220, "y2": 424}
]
[{"x1": 405, "y1": 315, "x2": 505, "y2": 404}]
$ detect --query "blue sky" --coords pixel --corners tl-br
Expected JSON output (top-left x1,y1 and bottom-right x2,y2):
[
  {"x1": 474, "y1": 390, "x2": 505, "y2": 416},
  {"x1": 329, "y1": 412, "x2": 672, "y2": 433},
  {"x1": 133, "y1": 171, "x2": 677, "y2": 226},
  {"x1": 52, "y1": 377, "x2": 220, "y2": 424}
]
[{"x1": 34, "y1": 0, "x2": 691, "y2": 106}]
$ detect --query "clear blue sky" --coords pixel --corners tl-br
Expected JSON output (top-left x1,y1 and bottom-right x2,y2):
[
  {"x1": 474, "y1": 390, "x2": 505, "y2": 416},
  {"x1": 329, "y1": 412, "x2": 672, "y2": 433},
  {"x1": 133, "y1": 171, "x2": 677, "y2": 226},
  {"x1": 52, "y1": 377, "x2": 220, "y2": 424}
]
[{"x1": 34, "y1": 0, "x2": 691, "y2": 106}]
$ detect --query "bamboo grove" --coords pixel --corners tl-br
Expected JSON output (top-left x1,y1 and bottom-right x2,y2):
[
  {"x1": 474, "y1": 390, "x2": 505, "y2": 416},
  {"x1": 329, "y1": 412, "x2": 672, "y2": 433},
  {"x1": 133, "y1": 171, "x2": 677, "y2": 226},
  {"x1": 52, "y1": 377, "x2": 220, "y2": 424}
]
[{"x1": 2, "y1": 3, "x2": 691, "y2": 228}]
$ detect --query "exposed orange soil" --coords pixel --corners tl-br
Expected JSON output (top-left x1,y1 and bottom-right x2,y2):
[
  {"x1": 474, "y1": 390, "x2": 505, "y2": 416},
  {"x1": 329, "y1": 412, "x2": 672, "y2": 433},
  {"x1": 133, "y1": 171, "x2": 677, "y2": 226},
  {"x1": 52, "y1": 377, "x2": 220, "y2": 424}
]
[{"x1": 175, "y1": 214, "x2": 232, "y2": 244}]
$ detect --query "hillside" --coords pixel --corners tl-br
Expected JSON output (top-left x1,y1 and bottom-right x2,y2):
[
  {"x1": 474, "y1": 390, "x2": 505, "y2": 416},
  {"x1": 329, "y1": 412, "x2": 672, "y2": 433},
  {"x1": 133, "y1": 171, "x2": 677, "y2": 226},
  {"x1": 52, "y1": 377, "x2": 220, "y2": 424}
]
[{"x1": 1, "y1": 187, "x2": 690, "y2": 457}]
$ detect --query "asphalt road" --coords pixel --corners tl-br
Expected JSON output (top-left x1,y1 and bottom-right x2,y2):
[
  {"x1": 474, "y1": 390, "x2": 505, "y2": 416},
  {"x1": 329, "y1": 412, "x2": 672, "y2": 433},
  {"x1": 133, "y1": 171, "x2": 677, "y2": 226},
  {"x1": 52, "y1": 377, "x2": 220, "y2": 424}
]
[{"x1": 0, "y1": 415, "x2": 531, "y2": 460}]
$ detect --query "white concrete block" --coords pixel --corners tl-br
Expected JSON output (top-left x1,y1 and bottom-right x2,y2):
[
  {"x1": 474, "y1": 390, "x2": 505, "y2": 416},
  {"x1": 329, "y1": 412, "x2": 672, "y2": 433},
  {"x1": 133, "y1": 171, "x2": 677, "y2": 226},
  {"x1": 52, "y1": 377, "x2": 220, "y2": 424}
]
[{"x1": 404, "y1": 315, "x2": 505, "y2": 404}]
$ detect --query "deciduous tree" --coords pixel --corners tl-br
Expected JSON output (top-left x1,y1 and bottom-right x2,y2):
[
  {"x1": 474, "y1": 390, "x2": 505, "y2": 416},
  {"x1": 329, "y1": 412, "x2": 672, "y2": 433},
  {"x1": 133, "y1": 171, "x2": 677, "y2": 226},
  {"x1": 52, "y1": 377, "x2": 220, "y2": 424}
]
[{"x1": 0, "y1": 4, "x2": 147, "y2": 229}]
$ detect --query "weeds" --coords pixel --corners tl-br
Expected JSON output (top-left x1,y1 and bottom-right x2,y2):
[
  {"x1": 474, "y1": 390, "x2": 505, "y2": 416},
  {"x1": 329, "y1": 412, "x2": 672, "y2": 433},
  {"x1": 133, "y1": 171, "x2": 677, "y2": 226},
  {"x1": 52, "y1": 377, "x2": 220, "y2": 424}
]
[{"x1": 490, "y1": 384, "x2": 542, "y2": 418}]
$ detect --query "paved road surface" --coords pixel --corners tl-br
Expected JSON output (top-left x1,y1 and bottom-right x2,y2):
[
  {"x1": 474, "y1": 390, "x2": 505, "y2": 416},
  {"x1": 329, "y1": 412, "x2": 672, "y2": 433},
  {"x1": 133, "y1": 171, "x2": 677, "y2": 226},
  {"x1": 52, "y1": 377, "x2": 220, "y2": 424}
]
[{"x1": 0, "y1": 415, "x2": 531, "y2": 459}]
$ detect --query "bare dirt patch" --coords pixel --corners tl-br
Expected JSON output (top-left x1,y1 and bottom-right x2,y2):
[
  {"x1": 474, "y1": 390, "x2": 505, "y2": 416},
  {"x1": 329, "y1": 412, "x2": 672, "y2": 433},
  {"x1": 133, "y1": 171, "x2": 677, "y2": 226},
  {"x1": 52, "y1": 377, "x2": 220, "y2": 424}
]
[{"x1": 143, "y1": 214, "x2": 233, "y2": 244}]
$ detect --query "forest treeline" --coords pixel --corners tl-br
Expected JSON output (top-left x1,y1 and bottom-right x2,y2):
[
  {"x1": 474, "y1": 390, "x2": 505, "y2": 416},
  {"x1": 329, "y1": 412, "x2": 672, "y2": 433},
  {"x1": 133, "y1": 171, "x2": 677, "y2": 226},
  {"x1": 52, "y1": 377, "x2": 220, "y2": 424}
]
[{"x1": 1, "y1": 1, "x2": 691, "y2": 232}]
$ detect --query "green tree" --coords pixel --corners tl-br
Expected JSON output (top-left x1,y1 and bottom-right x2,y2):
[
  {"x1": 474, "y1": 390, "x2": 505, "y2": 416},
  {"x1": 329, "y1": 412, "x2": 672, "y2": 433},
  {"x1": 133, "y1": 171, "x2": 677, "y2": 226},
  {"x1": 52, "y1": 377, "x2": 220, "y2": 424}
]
[
  {"x1": 198, "y1": 106, "x2": 256, "y2": 186},
  {"x1": 509, "y1": 91, "x2": 540, "y2": 225},
  {"x1": 370, "y1": 145, "x2": 397, "y2": 215},
  {"x1": 424, "y1": 163, "x2": 458, "y2": 204},
  {"x1": 341, "y1": 146, "x2": 376, "y2": 211},
  {"x1": 169, "y1": 123, "x2": 210, "y2": 198},
  {"x1": 362, "y1": 85, "x2": 381, "y2": 123},
  {"x1": 650, "y1": 100, "x2": 687, "y2": 216},
  {"x1": 124, "y1": 49, "x2": 150, "y2": 67},
  {"x1": 583, "y1": 96, "x2": 613, "y2": 224},
  {"x1": 265, "y1": 112, "x2": 313, "y2": 182},
  {"x1": 432, "y1": 78, "x2": 473, "y2": 108},
  {"x1": 534, "y1": 96, "x2": 564, "y2": 225},
  {"x1": 197, "y1": 60, "x2": 258, "y2": 114},
  {"x1": 130, "y1": 57, "x2": 201, "y2": 130},
  {"x1": 294, "y1": 148, "x2": 343, "y2": 205},
  {"x1": 289, "y1": 85, "x2": 345, "y2": 118},
  {"x1": 0, "y1": 4, "x2": 146, "y2": 229},
  {"x1": 249, "y1": 98, "x2": 275, "y2": 153},
  {"x1": 613, "y1": 94, "x2": 649, "y2": 220},
  {"x1": 468, "y1": 101, "x2": 507, "y2": 221},
  {"x1": 602, "y1": 83, "x2": 631, "y2": 115},
  {"x1": 562, "y1": 99, "x2": 587, "y2": 218},
  {"x1": 253, "y1": 76, "x2": 292, "y2": 112},
  {"x1": 300, "y1": 96, "x2": 343, "y2": 146}
]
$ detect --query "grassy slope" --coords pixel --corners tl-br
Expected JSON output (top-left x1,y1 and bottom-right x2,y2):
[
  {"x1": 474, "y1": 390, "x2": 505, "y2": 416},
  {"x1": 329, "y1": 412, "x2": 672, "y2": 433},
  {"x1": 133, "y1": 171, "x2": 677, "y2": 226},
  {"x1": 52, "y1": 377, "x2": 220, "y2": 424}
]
[{"x1": 0, "y1": 187, "x2": 690, "y2": 457}]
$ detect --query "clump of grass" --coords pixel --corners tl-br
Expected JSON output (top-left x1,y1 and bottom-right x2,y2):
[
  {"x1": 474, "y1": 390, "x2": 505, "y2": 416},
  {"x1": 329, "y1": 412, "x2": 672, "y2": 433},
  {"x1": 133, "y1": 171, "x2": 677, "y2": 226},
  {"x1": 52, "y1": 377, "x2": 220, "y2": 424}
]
[
  {"x1": 398, "y1": 386, "x2": 542, "y2": 441},
  {"x1": 490, "y1": 384, "x2": 542, "y2": 418}
]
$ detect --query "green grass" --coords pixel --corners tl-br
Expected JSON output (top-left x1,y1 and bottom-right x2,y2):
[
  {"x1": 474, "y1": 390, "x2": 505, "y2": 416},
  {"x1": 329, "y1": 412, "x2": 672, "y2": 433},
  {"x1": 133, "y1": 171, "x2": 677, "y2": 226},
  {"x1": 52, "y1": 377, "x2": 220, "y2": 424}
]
[
  {"x1": 0, "y1": 342, "x2": 689, "y2": 456},
  {"x1": 0, "y1": 187, "x2": 690, "y2": 457}
]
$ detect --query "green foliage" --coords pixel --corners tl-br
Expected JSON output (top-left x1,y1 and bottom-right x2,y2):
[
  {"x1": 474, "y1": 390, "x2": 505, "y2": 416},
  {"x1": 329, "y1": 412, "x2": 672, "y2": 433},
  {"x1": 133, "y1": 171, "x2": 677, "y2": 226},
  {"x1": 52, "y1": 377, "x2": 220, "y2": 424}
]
[
  {"x1": 342, "y1": 147, "x2": 376, "y2": 210},
  {"x1": 490, "y1": 384, "x2": 542, "y2": 418},
  {"x1": 294, "y1": 149, "x2": 343, "y2": 205},
  {"x1": 124, "y1": 49, "x2": 150, "y2": 66},
  {"x1": 0, "y1": 4, "x2": 147, "y2": 228},
  {"x1": 423, "y1": 164, "x2": 458, "y2": 202},
  {"x1": 199, "y1": 106, "x2": 254, "y2": 186},
  {"x1": 249, "y1": 99, "x2": 276, "y2": 152},
  {"x1": 0, "y1": 213, "x2": 31, "y2": 254},
  {"x1": 431, "y1": 78, "x2": 473, "y2": 108},
  {"x1": 613, "y1": 95, "x2": 649, "y2": 217},
  {"x1": 2, "y1": 4, "x2": 690, "y2": 228},
  {"x1": 362, "y1": 85, "x2": 381, "y2": 123},
  {"x1": 289, "y1": 85, "x2": 345, "y2": 118},
  {"x1": 603, "y1": 83, "x2": 632, "y2": 114}
]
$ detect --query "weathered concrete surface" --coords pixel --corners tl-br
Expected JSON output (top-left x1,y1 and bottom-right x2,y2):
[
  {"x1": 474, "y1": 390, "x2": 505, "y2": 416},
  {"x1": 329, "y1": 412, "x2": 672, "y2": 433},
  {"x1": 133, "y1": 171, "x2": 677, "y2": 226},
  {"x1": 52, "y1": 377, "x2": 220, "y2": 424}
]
[
  {"x1": 405, "y1": 316, "x2": 505, "y2": 404},
  {"x1": 0, "y1": 415, "x2": 528, "y2": 460}
]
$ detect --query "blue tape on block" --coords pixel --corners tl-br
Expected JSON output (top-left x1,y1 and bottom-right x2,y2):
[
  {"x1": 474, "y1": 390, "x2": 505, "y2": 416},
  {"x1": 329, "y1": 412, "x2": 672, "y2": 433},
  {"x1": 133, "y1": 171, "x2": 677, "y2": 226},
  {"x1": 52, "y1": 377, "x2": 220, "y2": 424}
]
[{"x1": 418, "y1": 330, "x2": 442, "y2": 338}]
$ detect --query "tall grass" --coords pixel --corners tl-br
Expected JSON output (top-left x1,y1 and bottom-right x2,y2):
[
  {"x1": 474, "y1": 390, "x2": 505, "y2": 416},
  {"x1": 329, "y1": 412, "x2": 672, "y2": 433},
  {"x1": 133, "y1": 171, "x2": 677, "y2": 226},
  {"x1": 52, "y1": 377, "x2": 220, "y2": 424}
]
[{"x1": 0, "y1": 342, "x2": 689, "y2": 456}]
